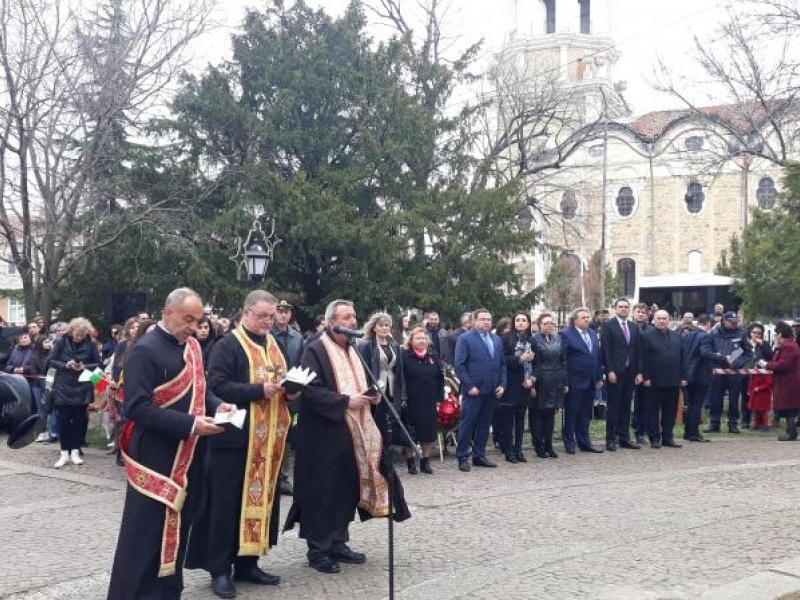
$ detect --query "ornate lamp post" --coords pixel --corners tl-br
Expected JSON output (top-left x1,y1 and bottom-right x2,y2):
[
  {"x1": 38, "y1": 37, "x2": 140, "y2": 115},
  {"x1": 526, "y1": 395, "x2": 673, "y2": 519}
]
[{"x1": 230, "y1": 215, "x2": 281, "y2": 284}]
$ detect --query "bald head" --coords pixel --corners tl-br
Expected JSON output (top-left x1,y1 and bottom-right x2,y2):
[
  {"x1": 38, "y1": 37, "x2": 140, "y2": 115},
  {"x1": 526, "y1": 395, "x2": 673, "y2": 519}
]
[{"x1": 653, "y1": 310, "x2": 670, "y2": 330}]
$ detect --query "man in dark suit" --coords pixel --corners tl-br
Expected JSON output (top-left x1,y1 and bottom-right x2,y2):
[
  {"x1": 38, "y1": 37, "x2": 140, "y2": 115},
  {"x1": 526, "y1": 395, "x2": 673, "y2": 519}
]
[
  {"x1": 560, "y1": 308, "x2": 604, "y2": 454},
  {"x1": 641, "y1": 310, "x2": 686, "y2": 448},
  {"x1": 682, "y1": 314, "x2": 719, "y2": 442},
  {"x1": 631, "y1": 302, "x2": 653, "y2": 444},
  {"x1": 601, "y1": 297, "x2": 642, "y2": 451},
  {"x1": 454, "y1": 308, "x2": 507, "y2": 472}
]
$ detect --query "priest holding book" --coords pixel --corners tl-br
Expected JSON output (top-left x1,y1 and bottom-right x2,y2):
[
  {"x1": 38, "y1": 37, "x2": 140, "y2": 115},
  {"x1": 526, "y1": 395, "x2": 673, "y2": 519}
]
[{"x1": 186, "y1": 290, "x2": 299, "y2": 599}]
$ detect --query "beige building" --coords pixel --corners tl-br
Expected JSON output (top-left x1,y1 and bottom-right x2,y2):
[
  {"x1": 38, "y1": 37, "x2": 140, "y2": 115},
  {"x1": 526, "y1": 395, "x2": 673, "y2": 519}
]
[{"x1": 496, "y1": 0, "x2": 791, "y2": 314}]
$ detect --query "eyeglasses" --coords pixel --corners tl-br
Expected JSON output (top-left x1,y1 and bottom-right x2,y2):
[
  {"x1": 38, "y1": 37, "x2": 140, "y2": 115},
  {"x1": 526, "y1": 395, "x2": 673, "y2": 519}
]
[{"x1": 247, "y1": 309, "x2": 276, "y2": 322}]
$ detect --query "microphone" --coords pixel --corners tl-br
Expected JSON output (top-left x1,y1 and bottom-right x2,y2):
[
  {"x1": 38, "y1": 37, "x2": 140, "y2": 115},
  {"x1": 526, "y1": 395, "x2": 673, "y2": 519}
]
[{"x1": 331, "y1": 325, "x2": 364, "y2": 338}]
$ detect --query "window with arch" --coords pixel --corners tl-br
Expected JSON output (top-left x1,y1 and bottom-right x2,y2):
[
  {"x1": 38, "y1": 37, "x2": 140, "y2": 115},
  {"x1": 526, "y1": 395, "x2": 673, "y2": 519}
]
[
  {"x1": 616, "y1": 186, "x2": 635, "y2": 217},
  {"x1": 684, "y1": 182, "x2": 705, "y2": 214},
  {"x1": 687, "y1": 250, "x2": 702, "y2": 273},
  {"x1": 561, "y1": 191, "x2": 577, "y2": 220},
  {"x1": 616, "y1": 258, "x2": 636, "y2": 297},
  {"x1": 757, "y1": 177, "x2": 777, "y2": 210}
]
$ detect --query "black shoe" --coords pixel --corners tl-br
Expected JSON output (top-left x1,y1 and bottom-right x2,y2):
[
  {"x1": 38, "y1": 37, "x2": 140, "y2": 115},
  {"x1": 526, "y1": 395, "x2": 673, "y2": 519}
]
[
  {"x1": 703, "y1": 425, "x2": 720, "y2": 433},
  {"x1": 308, "y1": 556, "x2": 341, "y2": 574},
  {"x1": 546, "y1": 448, "x2": 559, "y2": 458},
  {"x1": 605, "y1": 441, "x2": 617, "y2": 452},
  {"x1": 535, "y1": 449, "x2": 549, "y2": 459},
  {"x1": 505, "y1": 454, "x2": 518, "y2": 463},
  {"x1": 331, "y1": 545, "x2": 366, "y2": 564},
  {"x1": 472, "y1": 457, "x2": 498, "y2": 468},
  {"x1": 516, "y1": 453, "x2": 527, "y2": 463},
  {"x1": 689, "y1": 436, "x2": 711, "y2": 442},
  {"x1": 420, "y1": 457, "x2": 433, "y2": 474},
  {"x1": 650, "y1": 442, "x2": 661, "y2": 449},
  {"x1": 579, "y1": 445, "x2": 604, "y2": 453},
  {"x1": 728, "y1": 424, "x2": 741, "y2": 434},
  {"x1": 233, "y1": 566, "x2": 280, "y2": 586},
  {"x1": 565, "y1": 447, "x2": 576, "y2": 455},
  {"x1": 619, "y1": 440, "x2": 641, "y2": 449},
  {"x1": 211, "y1": 574, "x2": 236, "y2": 599},
  {"x1": 662, "y1": 440, "x2": 682, "y2": 448},
  {"x1": 458, "y1": 458, "x2": 471, "y2": 472},
  {"x1": 635, "y1": 435, "x2": 645, "y2": 445},
  {"x1": 406, "y1": 458, "x2": 418, "y2": 474}
]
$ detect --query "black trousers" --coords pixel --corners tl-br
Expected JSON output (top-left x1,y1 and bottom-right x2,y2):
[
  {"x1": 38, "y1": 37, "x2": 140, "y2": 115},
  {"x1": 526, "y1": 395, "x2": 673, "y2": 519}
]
[
  {"x1": 605, "y1": 369, "x2": 635, "y2": 442},
  {"x1": 498, "y1": 404, "x2": 527, "y2": 456},
  {"x1": 684, "y1": 382, "x2": 708, "y2": 439},
  {"x1": 709, "y1": 375, "x2": 743, "y2": 426},
  {"x1": 529, "y1": 407, "x2": 556, "y2": 451},
  {"x1": 646, "y1": 386, "x2": 679, "y2": 444},
  {"x1": 740, "y1": 376, "x2": 751, "y2": 425},
  {"x1": 632, "y1": 386, "x2": 647, "y2": 437},
  {"x1": 56, "y1": 404, "x2": 88, "y2": 451},
  {"x1": 200, "y1": 448, "x2": 280, "y2": 576}
]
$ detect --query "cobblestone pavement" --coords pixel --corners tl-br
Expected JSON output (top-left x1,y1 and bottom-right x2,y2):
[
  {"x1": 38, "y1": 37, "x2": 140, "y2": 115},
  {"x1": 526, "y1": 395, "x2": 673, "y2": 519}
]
[{"x1": 3, "y1": 431, "x2": 800, "y2": 600}]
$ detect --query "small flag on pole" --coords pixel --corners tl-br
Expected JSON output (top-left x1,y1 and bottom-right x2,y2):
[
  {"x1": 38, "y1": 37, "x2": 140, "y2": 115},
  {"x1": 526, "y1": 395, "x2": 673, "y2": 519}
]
[{"x1": 80, "y1": 367, "x2": 111, "y2": 393}]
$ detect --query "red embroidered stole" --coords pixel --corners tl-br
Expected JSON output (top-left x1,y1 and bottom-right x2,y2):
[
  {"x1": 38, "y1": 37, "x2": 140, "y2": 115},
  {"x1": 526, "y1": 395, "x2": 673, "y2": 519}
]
[
  {"x1": 232, "y1": 326, "x2": 290, "y2": 556},
  {"x1": 320, "y1": 334, "x2": 389, "y2": 517},
  {"x1": 120, "y1": 336, "x2": 206, "y2": 578}
]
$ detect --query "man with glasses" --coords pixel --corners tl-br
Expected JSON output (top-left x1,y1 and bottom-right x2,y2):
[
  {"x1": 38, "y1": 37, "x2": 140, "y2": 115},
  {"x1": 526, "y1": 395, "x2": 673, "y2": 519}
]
[{"x1": 187, "y1": 290, "x2": 298, "y2": 598}]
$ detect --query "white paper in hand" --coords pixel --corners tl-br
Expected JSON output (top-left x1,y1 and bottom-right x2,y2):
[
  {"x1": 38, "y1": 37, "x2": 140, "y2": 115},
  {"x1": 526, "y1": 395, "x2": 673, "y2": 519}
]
[
  {"x1": 281, "y1": 366, "x2": 317, "y2": 393},
  {"x1": 213, "y1": 408, "x2": 247, "y2": 429}
]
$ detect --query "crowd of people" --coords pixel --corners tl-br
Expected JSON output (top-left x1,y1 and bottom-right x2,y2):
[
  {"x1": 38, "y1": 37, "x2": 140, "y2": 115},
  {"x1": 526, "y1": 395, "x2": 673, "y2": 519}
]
[{"x1": 4, "y1": 290, "x2": 800, "y2": 600}]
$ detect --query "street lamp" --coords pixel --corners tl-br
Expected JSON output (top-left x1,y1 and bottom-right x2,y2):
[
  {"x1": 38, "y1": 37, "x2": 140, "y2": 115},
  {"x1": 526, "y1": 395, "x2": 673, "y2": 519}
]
[{"x1": 230, "y1": 215, "x2": 281, "y2": 284}]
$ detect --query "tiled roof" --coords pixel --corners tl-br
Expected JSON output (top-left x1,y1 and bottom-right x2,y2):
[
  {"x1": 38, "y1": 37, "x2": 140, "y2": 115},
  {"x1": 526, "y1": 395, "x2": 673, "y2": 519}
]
[{"x1": 629, "y1": 100, "x2": 785, "y2": 139}]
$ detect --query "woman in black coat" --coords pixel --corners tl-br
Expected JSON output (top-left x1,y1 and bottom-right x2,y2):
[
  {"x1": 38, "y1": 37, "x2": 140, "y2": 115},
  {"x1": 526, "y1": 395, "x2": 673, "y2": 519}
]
[
  {"x1": 499, "y1": 312, "x2": 535, "y2": 463},
  {"x1": 48, "y1": 317, "x2": 101, "y2": 469},
  {"x1": 530, "y1": 313, "x2": 567, "y2": 458},
  {"x1": 400, "y1": 325, "x2": 444, "y2": 475},
  {"x1": 358, "y1": 312, "x2": 405, "y2": 459}
]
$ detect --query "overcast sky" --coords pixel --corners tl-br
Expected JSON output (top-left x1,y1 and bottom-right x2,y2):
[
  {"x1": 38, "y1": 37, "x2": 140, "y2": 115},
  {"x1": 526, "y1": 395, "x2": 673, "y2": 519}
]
[{"x1": 194, "y1": 0, "x2": 729, "y2": 116}]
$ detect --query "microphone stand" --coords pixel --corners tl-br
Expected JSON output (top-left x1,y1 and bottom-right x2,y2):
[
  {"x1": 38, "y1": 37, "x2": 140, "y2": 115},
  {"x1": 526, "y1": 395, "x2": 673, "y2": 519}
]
[{"x1": 346, "y1": 336, "x2": 419, "y2": 600}]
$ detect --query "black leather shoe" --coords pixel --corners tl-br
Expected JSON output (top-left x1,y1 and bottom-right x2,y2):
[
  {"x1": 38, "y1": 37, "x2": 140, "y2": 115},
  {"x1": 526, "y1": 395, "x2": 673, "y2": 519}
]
[
  {"x1": 605, "y1": 441, "x2": 617, "y2": 452},
  {"x1": 547, "y1": 448, "x2": 559, "y2": 458},
  {"x1": 565, "y1": 447, "x2": 576, "y2": 455},
  {"x1": 505, "y1": 454, "x2": 518, "y2": 463},
  {"x1": 579, "y1": 445, "x2": 604, "y2": 453},
  {"x1": 662, "y1": 440, "x2": 682, "y2": 448},
  {"x1": 458, "y1": 459, "x2": 471, "y2": 472},
  {"x1": 535, "y1": 449, "x2": 549, "y2": 459},
  {"x1": 472, "y1": 457, "x2": 497, "y2": 468},
  {"x1": 650, "y1": 442, "x2": 661, "y2": 449},
  {"x1": 331, "y1": 545, "x2": 366, "y2": 564},
  {"x1": 308, "y1": 556, "x2": 341, "y2": 574},
  {"x1": 619, "y1": 439, "x2": 641, "y2": 449},
  {"x1": 689, "y1": 436, "x2": 711, "y2": 442},
  {"x1": 211, "y1": 574, "x2": 236, "y2": 599},
  {"x1": 703, "y1": 425, "x2": 720, "y2": 433},
  {"x1": 516, "y1": 453, "x2": 527, "y2": 463},
  {"x1": 728, "y1": 424, "x2": 741, "y2": 434},
  {"x1": 233, "y1": 566, "x2": 280, "y2": 586}
]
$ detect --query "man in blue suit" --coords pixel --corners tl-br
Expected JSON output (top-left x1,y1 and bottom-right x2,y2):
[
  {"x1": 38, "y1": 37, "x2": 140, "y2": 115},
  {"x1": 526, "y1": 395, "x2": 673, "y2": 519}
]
[
  {"x1": 454, "y1": 308, "x2": 507, "y2": 472},
  {"x1": 560, "y1": 308, "x2": 604, "y2": 454}
]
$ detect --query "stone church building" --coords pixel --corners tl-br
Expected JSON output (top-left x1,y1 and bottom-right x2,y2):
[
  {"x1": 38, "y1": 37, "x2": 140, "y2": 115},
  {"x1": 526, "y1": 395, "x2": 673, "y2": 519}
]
[{"x1": 495, "y1": 0, "x2": 790, "y2": 315}]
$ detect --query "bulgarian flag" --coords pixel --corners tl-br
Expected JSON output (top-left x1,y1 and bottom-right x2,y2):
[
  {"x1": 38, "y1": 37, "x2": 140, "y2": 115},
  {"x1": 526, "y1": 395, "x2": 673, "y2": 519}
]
[{"x1": 79, "y1": 367, "x2": 111, "y2": 393}]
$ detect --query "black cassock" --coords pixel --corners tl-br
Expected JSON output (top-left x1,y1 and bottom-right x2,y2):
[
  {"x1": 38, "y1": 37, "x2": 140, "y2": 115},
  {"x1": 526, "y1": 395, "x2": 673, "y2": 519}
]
[
  {"x1": 107, "y1": 327, "x2": 219, "y2": 600},
  {"x1": 283, "y1": 333, "x2": 410, "y2": 549}
]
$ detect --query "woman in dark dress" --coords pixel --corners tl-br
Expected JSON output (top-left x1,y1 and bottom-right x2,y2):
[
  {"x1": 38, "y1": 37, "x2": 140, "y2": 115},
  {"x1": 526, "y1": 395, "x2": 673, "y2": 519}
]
[
  {"x1": 400, "y1": 325, "x2": 444, "y2": 474},
  {"x1": 499, "y1": 312, "x2": 535, "y2": 463},
  {"x1": 530, "y1": 313, "x2": 567, "y2": 458}
]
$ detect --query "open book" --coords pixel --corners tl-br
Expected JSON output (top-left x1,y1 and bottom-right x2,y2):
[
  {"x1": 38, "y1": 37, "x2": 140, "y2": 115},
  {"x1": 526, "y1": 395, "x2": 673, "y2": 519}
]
[
  {"x1": 281, "y1": 366, "x2": 317, "y2": 394},
  {"x1": 213, "y1": 408, "x2": 247, "y2": 429}
]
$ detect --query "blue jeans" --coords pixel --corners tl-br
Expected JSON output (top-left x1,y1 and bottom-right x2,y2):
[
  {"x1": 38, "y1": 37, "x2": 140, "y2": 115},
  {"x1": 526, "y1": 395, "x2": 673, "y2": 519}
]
[{"x1": 456, "y1": 394, "x2": 496, "y2": 460}]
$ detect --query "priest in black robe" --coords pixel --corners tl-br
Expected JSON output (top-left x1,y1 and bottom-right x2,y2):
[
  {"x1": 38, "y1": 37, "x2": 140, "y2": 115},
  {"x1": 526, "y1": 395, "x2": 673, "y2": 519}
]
[
  {"x1": 283, "y1": 299, "x2": 410, "y2": 575},
  {"x1": 107, "y1": 289, "x2": 234, "y2": 600}
]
